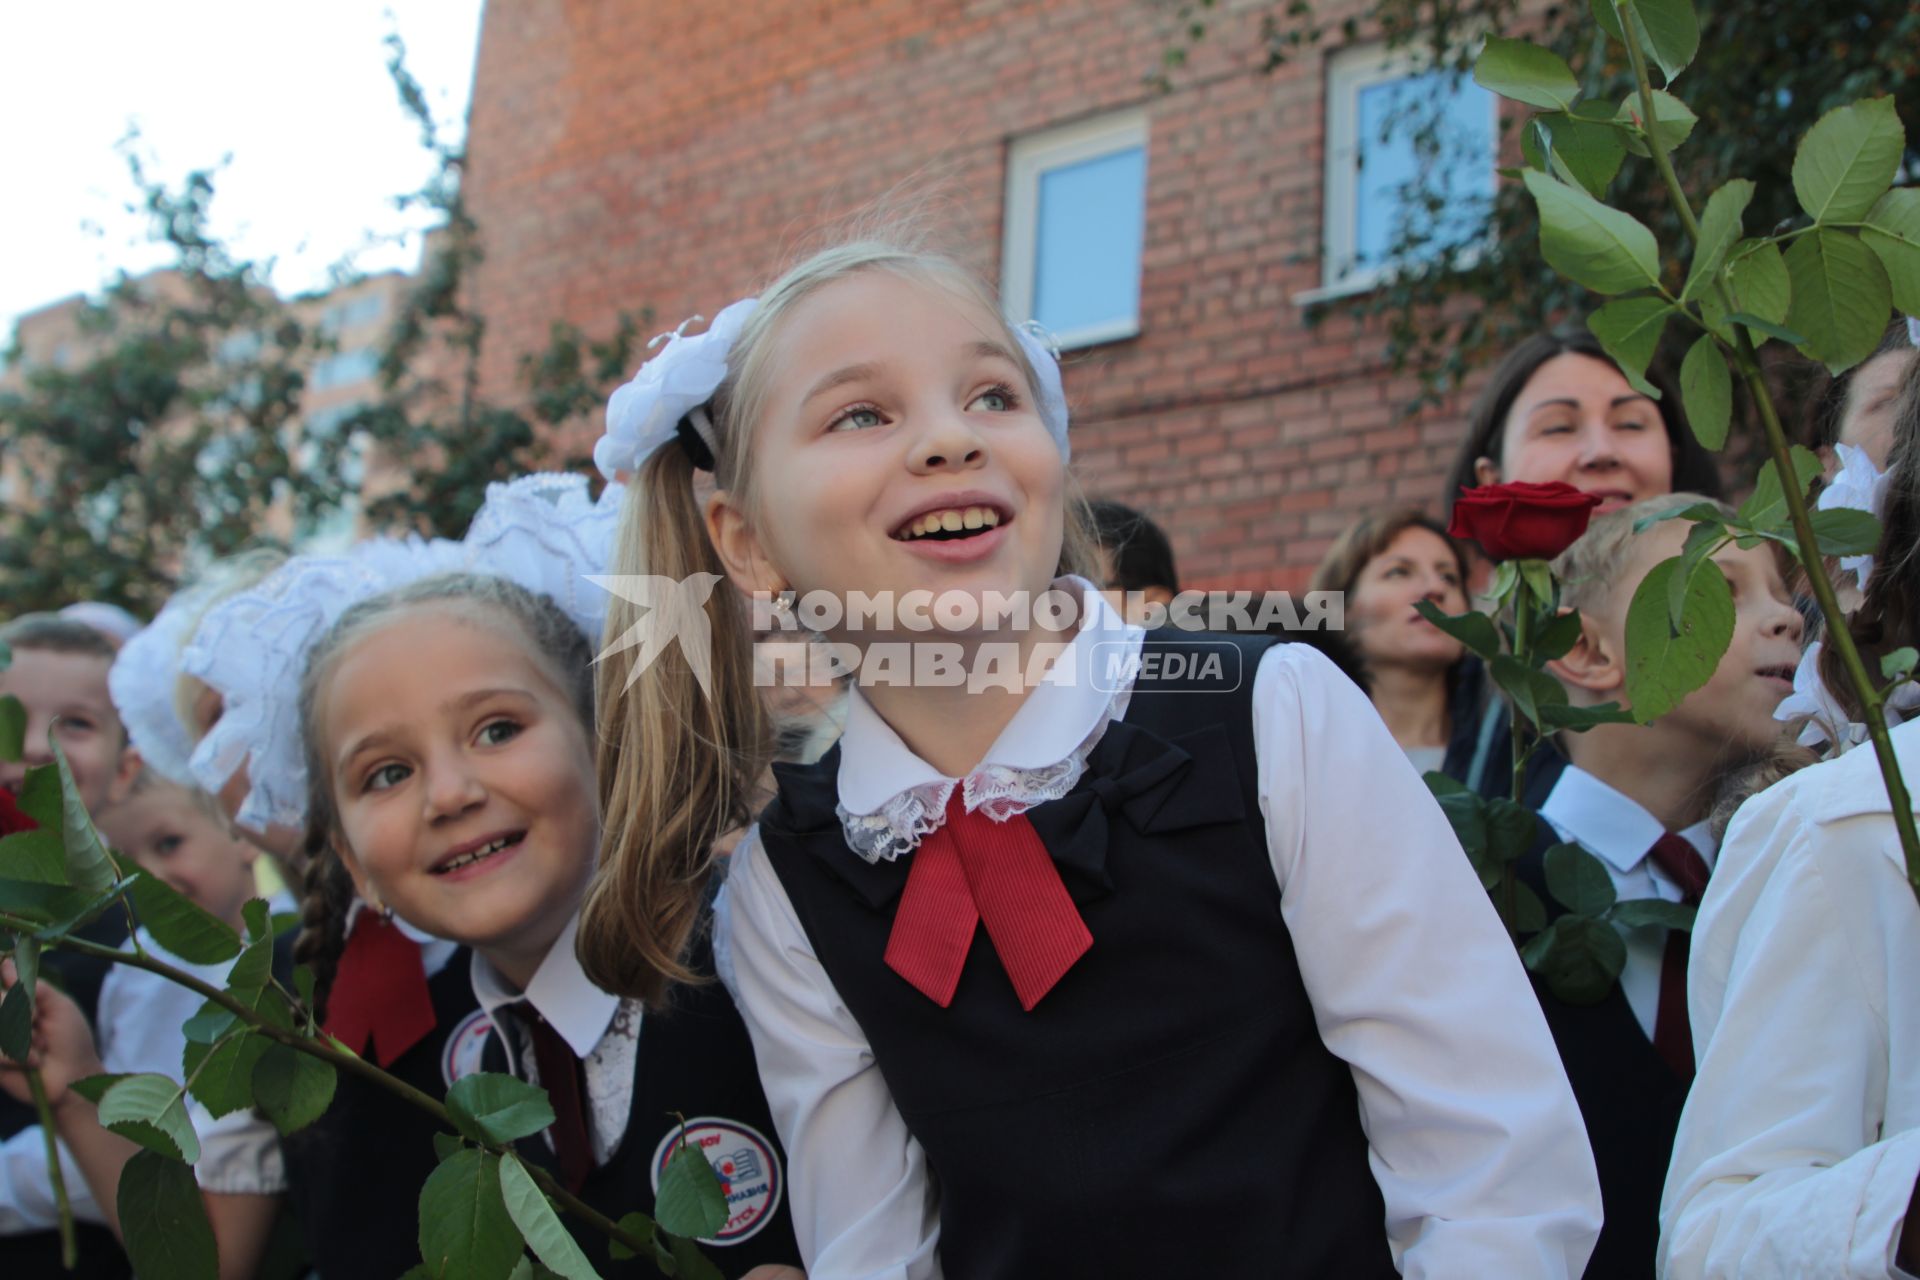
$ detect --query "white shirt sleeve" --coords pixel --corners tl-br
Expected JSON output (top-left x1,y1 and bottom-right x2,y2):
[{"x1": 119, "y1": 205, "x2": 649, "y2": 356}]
[
  {"x1": 0, "y1": 1126, "x2": 106, "y2": 1234},
  {"x1": 715, "y1": 832, "x2": 944, "y2": 1280},
  {"x1": 1660, "y1": 781, "x2": 1920, "y2": 1279},
  {"x1": 1250, "y1": 643, "x2": 1603, "y2": 1279}
]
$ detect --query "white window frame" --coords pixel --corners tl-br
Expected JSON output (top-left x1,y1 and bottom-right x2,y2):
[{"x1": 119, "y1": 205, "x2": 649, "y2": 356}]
[
  {"x1": 1001, "y1": 108, "x2": 1149, "y2": 350},
  {"x1": 1305, "y1": 42, "x2": 1498, "y2": 302}
]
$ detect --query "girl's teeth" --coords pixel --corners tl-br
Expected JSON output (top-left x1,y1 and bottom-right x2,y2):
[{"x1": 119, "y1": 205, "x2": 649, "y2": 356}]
[
  {"x1": 983, "y1": 509, "x2": 999, "y2": 527},
  {"x1": 963, "y1": 508, "x2": 984, "y2": 530},
  {"x1": 902, "y1": 507, "x2": 1002, "y2": 539},
  {"x1": 940, "y1": 511, "x2": 963, "y2": 532}
]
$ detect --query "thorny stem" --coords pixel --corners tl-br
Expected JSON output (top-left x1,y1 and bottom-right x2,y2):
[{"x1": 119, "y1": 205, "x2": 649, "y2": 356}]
[
  {"x1": 26, "y1": 1065, "x2": 77, "y2": 1269},
  {"x1": 1616, "y1": 2, "x2": 1920, "y2": 899},
  {"x1": 1504, "y1": 574, "x2": 1536, "y2": 936},
  {"x1": 0, "y1": 918, "x2": 659, "y2": 1265}
]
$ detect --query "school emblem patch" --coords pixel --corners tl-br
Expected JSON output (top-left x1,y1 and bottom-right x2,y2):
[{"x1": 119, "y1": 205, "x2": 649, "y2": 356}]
[
  {"x1": 649, "y1": 1117, "x2": 783, "y2": 1245},
  {"x1": 440, "y1": 1009, "x2": 495, "y2": 1087}
]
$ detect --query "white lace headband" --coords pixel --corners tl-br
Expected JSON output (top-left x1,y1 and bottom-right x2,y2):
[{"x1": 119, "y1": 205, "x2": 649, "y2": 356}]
[
  {"x1": 110, "y1": 582, "x2": 220, "y2": 786},
  {"x1": 180, "y1": 473, "x2": 622, "y2": 832},
  {"x1": 594, "y1": 298, "x2": 1071, "y2": 481}
]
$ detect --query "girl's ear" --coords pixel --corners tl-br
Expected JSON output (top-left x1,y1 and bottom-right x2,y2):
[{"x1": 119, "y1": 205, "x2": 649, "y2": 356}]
[
  {"x1": 328, "y1": 836, "x2": 377, "y2": 910},
  {"x1": 705, "y1": 490, "x2": 787, "y2": 597},
  {"x1": 1473, "y1": 455, "x2": 1502, "y2": 487},
  {"x1": 1544, "y1": 608, "x2": 1625, "y2": 697}
]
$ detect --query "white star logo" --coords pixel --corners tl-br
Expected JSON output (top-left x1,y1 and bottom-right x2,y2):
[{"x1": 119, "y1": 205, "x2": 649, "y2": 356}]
[{"x1": 588, "y1": 573, "x2": 726, "y2": 697}]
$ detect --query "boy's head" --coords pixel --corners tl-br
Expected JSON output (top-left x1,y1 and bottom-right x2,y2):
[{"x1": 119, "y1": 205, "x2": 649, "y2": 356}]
[
  {"x1": 0, "y1": 614, "x2": 138, "y2": 812},
  {"x1": 1088, "y1": 499, "x2": 1180, "y2": 609},
  {"x1": 98, "y1": 770, "x2": 259, "y2": 931},
  {"x1": 1548, "y1": 493, "x2": 1804, "y2": 767}
]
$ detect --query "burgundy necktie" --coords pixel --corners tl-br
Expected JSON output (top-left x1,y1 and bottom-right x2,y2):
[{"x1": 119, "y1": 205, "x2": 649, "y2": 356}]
[
  {"x1": 513, "y1": 1004, "x2": 593, "y2": 1192},
  {"x1": 1647, "y1": 833, "x2": 1712, "y2": 1080},
  {"x1": 322, "y1": 912, "x2": 437, "y2": 1068},
  {"x1": 884, "y1": 790, "x2": 1093, "y2": 1011}
]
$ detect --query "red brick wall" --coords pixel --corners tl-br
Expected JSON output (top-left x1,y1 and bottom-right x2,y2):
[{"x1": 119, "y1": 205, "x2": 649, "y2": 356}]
[{"x1": 461, "y1": 0, "x2": 1484, "y2": 590}]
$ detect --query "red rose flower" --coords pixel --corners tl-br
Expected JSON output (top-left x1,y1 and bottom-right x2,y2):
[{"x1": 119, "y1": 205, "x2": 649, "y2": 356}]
[
  {"x1": 1448, "y1": 481, "x2": 1605, "y2": 562},
  {"x1": 0, "y1": 786, "x2": 37, "y2": 836}
]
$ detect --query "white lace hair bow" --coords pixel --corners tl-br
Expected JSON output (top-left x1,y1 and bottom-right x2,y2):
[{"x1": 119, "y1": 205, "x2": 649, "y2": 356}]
[
  {"x1": 109, "y1": 582, "x2": 221, "y2": 786},
  {"x1": 1817, "y1": 442, "x2": 1891, "y2": 588},
  {"x1": 181, "y1": 473, "x2": 622, "y2": 832},
  {"x1": 595, "y1": 299, "x2": 1071, "y2": 481},
  {"x1": 1776, "y1": 639, "x2": 1920, "y2": 751}
]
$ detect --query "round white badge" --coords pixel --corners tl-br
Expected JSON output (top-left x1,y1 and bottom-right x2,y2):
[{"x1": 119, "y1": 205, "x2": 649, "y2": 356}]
[
  {"x1": 440, "y1": 1009, "x2": 496, "y2": 1087},
  {"x1": 649, "y1": 1117, "x2": 783, "y2": 1245}
]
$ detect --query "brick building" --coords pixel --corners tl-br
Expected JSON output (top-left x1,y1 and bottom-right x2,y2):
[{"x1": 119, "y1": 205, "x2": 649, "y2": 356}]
[{"x1": 461, "y1": 0, "x2": 1507, "y2": 588}]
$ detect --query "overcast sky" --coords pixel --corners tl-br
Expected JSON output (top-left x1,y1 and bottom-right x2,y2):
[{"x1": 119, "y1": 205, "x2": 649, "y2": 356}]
[{"x1": 0, "y1": 1, "x2": 487, "y2": 345}]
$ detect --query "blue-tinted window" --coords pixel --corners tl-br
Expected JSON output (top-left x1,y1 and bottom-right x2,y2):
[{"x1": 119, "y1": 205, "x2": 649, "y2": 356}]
[
  {"x1": 1352, "y1": 71, "x2": 1494, "y2": 271},
  {"x1": 1030, "y1": 146, "x2": 1146, "y2": 339}
]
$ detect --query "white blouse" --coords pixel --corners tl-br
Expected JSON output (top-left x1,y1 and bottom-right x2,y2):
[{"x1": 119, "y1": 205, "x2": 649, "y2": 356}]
[
  {"x1": 715, "y1": 587, "x2": 1602, "y2": 1280},
  {"x1": 1662, "y1": 719, "x2": 1920, "y2": 1279}
]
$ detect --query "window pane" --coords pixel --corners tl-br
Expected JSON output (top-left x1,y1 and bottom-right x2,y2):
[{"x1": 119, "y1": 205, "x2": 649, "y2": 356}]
[
  {"x1": 1031, "y1": 145, "x2": 1145, "y2": 337},
  {"x1": 1353, "y1": 71, "x2": 1493, "y2": 270}
]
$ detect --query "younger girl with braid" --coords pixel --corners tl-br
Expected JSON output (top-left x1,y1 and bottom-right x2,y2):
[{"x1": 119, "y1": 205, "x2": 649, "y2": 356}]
[{"x1": 297, "y1": 572, "x2": 800, "y2": 1277}]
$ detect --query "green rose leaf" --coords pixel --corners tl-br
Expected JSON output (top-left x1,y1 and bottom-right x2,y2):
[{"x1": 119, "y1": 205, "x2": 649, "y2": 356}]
[
  {"x1": 117, "y1": 1150, "x2": 218, "y2": 1280},
  {"x1": 1810, "y1": 507, "x2": 1883, "y2": 556},
  {"x1": 1587, "y1": 296, "x2": 1674, "y2": 398},
  {"x1": 1861, "y1": 188, "x2": 1920, "y2": 314},
  {"x1": 1723, "y1": 240, "x2": 1793, "y2": 331},
  {"x1": 667, "y1": 1234, "x2": 727, "y2": 1280},
  {"x1": 1679, "y1": 335, "x2": 1734, "y2": 450},
  {"x1": 1785, "y1": 228, "x2": 1894, "y2": 374},
  {"x1": 251, "y1": 1042, "x2": 337, "y2": 1135},
  {"x1": 434, "y1": 1132, "x2": 465, "y2": 1163},
  {"x1": 1429, "y1": 781, "x2": 1491, "y2": 882},
  {"x1": 498, "y1": 1154, "x2": 601, "y2": 1280},
  {"x1": 184, "y1": 1027, "x2": 270, "y2": 1120},
  {"x1": 445, "y1": 1072, "x2": 558, "y2": 1147},
  {"x1": 1668, "y1": 520, "x2": 1727, "y2": 632},
  {"x1": 1531, "y1": 915, "x2": 1629, "y2": 1004},
  {"x1": 70, "y1": 1073, "x2": 134, "y2": 1104},
  {"x1": 1792, "y1": 96, "x2": 1905, "y2": 225},
  {"x1": 1490, "y1": 654, "x2": 1571, "y2": 731},
  {"x1": 0, "y1": 696, "x2": 23, "y2": 763},
  {"x1": 126, "y1": 870, "x2": 242, "y2": 966},
  {"x1": 0, "y1": 829, "x2": 66, "y2": 887},
  {"x1": 1739, "y1": 446, "x2": 1825, "y2": 532},
  {"x1": 1883, "y1": 648, "x2": 1919, "y2": 682},
  {"x1": 1485, "y1": 798, "x2": 1540, "y2": 867},
  {"x1": 1682, "y1": 180, "x2": 1755, "y2": 304},
  {"x1": 98, "y1": 1073, "x2": 201, "y2": 1164},
  {"x1": 1545, "y1": 842, "x2": 1618, "y2": 915},
  {"x1": 1528, "y1": 111, "x2": 1629, "y2": 199},
  {"x1": 1474, "y1": 37, "x2": 1581, "y2": 111},
  {"x1": 1536, "y1": 701, "x2": 1639, "y2": 730},
  {"x1": 418, "y1": 1149, "x2": 525, "y2": 1280},
  {"x1": 1616, "y1": 88, "x2": 1697, "y2": 155},
  {"x1": 1534, "y1": 608, "x2": 1587, "y2": 662},
  {"x1": 15, "y1": 764, "x2": 61, "y2": 828},
  {"x1": 1523, "y1": 170, "x2": 1662, "y2": 295},
  {"x1": 1628, "y1": 0, "x2": 1700, "y2": 82},
  {"x1": 1413, "y1": 600, "x2": 1501, "y2": 660},
  {"x1": 654, "y1": 1131, "x2": 729, "y2": 1241},
  {"x1": 1607, "y1": 898, "x2": 1698, "y2": 930},
  {"x1": 181, "y1": 1001, "x2": 239, "y2": 1046},
  {"x1": 53, "y1": 740, "x2": 118, "y2": 895},
  {"x1": 0, "y1": 982, "x2": 30, "y2": 1063},
  {"x1": 1625, "y1": 554, "x2": 1736, "y2": 721},
  {"x1": 606, "y1": 1211, "x2": 657, "y2": 1262}
]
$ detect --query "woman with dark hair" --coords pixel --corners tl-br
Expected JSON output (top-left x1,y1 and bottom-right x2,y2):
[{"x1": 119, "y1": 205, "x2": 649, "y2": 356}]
[
  {"x1": 1441, "y1": 329, "x2": 1725, "y2": 523},
  {"x1": 1312, "y1": 507, "x2": 1484, "y2": 778},
  {"x1": 1801, "y1": 319, "x2": 1917, "y2": 470}
]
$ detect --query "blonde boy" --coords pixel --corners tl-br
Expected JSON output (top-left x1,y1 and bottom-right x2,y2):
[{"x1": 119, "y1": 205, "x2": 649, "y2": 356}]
[{"x1": 0, "y1": 615, "x2": 137, "y2": 813}]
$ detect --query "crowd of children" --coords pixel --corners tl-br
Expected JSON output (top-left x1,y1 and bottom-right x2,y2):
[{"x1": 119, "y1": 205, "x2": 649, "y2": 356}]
[{"x1": 1, "y1": 232, "x2": 1918, "y2": 1279}]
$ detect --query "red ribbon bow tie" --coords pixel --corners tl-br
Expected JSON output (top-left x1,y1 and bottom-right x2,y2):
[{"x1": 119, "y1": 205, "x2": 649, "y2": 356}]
[
  {"x1": 884, "y1": 789, "x2": 1093, "y2": 1011},
  {"x1": 323, "y1": 910, "x2": 438, "y2": 1067}
]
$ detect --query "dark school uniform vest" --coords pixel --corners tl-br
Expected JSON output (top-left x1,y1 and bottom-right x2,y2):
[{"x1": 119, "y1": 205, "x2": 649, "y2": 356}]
[
  {"x1": 1518, "y1": 827, "x2": 1688, "y2": 1280},
  {"x1": 277, "y1": 935, "x2": 481, "y2": 1278},
  {"x1": 479, "y1": 936, "x2": 801, "y2": 1274},
  {"x1": 758, "y1": 631, "x2": 1397, "y2": 1280}
]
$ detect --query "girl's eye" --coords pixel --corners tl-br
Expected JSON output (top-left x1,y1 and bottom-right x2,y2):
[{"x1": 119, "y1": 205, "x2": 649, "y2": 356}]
[
  {"x1": 1382, "y1": 566, "x2": 1407, "y2": 579},
  {"x1": 153, "y1": 834, "x2": 183, "y2": 857},
  {"x1": 365, "y1": 763, "x2": 411, "y2": 793},
  {"x1": 478, "y1": 719, "x2": 521, "y2": 747},
  {"x1": 826, "y1": 404, "x2": 886, "y2": 433},
  {"x1": 57, "y1": 717, "x2": 96, "y2": 735},
  {"x1": 1616, "y1": 416, "x2": 1654, "y2": 432},
  {"x1": 967, "y1": 383, "x2": 1021, "y2": 413}
]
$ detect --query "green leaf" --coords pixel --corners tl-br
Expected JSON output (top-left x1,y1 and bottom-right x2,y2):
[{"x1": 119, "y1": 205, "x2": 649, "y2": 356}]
[
  {"x1": 1489, "y1": 559, "x2": 1521, "y2": 604},
  {"x1": 1501, "y1": 878, "x2": 1549, "y2": 935},
  {"x1": 1629, "y1": 0, "x2": 1700, "y2": 81},
  {"x1": 126, "y1": 870, "x2": 242, "y2": 965},
  {"x1": 1530, "y1": 915, "x2": 1628, "y2": 1004},
  {"x1": 445, "y1": 1072, "x2": 558, "y2": 1147},
  {"x1": 1432, "y1": 784, "x2": 1490, "y2": 877},
  {"x1": 251, "y1": 1043, "x2": 336, "y2": 1135},
  {"x1": 0, "y1": 696, "x2": 23, "y2": 763},
  {"x1": 241, "y1": 898, "x2": 271, "y2": 943},
  {"x1": 1534, "y1": 609, "x2": 1586, "y2": 661},
  {"x1": 181, "y1": 1000, "x2": 239, "y2": 1046},
  {"x1": 98, "y1": 1073, "x2": 201, "y2": 1164},
  {"x1": 1544, "y1": 842, "x2": 1618, "y2": 914},
  {"x1": 1520, "y1": 559, "x2": 1556, "y2": 607},
  {"x1": 1739, "y1": 447, "x2": 1824, "y2": 531},
  {"x1": 1860, "y1": 188, "x2": 1920, "y2": 314},
  {"x1": 15, "y1": 764, "x2": 62, "y2": 828},
  {"x1": 1490, "y1": 654, "x2": 1569, "y2": 731},
  {"x1": 1624, "y1": 554, "x2": 1736, "y2": 721},
  {"x1": 1591, "y1": 0, "x2": 1625, "y2": 43},
  {"x1": 1413, "y1": 600, "x2": 1501, "y2": 660},
  {"x1": 0, "y1": 982, "x2": 30, "y2": 1063},
  {"x1": 183, "y1": 1029, "x2": 268, "y2": 1120},
  {"x1": 1616, "y1": 88, "x2": 1697, "y2": 154},
  {"x1": 1530, "y1": 111, "x2": 1630, "y2": 199},
  {"x1": 1474, "y1": 37, "x2": 1581, "y2": 111},
  {"x1": 1884, "y1": 648, "x2": 1919, "y2": 681},
  {"x1": 1484, "y1": 798, "x2": 1539, "y2": 865},
  {"x1": 1792, "y1": 97, "x2": 1905, "y2": 225},
  {"x1": 117, "y1": 1150, "x2": 218, "y2": 1280},
  {"x1": 1522, "y1": 169, "x2": 1662, "y2": 295},
  {"x1": 1683, "y1": 180, "x2": 1755, "y2": 303},
  {"x1": 1536, "y1": 701, "x2": 1638, "y2": 730},
  {"x1": 606, "y1": 1212, "x2": 656, "y2": 1263},
  {"x1": 1668, "y1": 520, "x2": 1728, "y2": 631},
  {"x1": 1811, "y1": 507, "x2": 1883, "y2": 556},
  {"x1": 1587, "y1": 297, "x2": 1674, "y2": 398},
  {"x1": 655, "y1": 1131, "x2": 729, "y2": 1240},
  {"x1": 434, "y1": 1131, "x2": 465, "y2": 1162},
  {"x1": 1724, "y1": 240, "x2": 1792, "y2": 327},
  {"x1": 1607, "y1": 898, "x2": 1698, "y2": 930},
  {"x1": 1679, "y1": 335, "x2": 1733, "y2": 450},
  {"x1": 1785, "y1": 228, "x2": 1894, "y2": 373},
  {"x1": 53, "y1": 740, "x2": 118, "y2": 895},
  {"x1": 498, "y1": 1154, "x2": 601, "y2": 1280},
  {"x1": 0, "y1": 830, "x2": 68, "y2": 886},
  {"x1": 667, "y1": 1234, "x2": 726, "y2": 1280},
  {"x1": 419, "y1": 1149, "x2": 525, "y2": 1280},
  {"x1": 70, "y1": 1073, "x2": 134, "y2": 1104}
]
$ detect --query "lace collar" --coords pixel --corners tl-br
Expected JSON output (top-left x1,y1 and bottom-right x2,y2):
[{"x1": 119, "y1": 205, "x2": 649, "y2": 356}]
[{"x1": 833, "y1": 580, "x2": 1143, "y2": 863}]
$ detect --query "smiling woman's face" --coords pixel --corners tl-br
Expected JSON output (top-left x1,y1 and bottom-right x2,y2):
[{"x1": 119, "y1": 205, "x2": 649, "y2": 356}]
[{"x1": 1475, "y1": 353, "x2": 1675, "y2": 514}]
